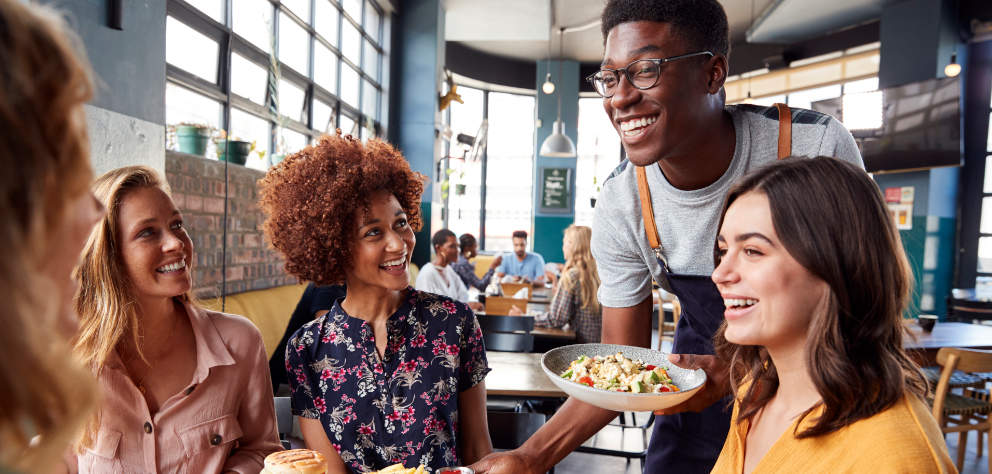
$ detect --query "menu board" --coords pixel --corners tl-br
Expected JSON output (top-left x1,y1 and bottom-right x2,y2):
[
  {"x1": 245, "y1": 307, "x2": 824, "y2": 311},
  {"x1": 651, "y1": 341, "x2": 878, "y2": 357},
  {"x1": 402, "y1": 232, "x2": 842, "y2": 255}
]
[{"x1": 540, "y1": 167, "x2": 572, "y2": 212}]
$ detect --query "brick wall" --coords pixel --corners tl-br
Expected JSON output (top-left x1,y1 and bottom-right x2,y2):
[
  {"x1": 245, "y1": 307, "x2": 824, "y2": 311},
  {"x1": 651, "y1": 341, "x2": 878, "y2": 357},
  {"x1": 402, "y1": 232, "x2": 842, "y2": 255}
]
[{"x1": 165, "y1": 151, "x2": 295, "y2": 299}]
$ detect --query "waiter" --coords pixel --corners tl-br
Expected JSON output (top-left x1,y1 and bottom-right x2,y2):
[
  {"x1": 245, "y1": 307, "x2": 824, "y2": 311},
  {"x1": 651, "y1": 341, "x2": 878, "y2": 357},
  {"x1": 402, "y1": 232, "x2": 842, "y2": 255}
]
[{"x1": 471, "y1": 0, "x2": 863, "y2": 472}]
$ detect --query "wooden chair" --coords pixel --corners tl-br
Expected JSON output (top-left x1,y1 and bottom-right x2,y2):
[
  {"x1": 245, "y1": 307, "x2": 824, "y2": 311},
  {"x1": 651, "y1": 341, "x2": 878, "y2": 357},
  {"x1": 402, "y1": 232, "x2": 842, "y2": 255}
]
[
  {"x1": 501, "y1": 282, "x2": 531, "y2": 299},
  {"x1": 930, "y1": 347, "x2": 992, "y2": 472},
  {"x1": 485, "y1": 296, "x2": 529, "y2": 316}
]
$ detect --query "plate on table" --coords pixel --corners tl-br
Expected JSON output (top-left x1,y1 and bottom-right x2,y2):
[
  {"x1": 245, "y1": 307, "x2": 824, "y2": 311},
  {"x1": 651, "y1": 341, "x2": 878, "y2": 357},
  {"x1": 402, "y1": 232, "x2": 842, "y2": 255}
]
[{"x1": 541, "y1": 343, "x2": 706, "y2": 412}]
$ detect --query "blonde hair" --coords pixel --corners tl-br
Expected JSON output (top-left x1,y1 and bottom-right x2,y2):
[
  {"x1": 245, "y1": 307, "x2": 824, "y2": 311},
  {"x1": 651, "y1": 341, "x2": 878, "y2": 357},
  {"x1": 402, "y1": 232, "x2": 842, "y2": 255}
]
[
  {"x1": 0, "y1": 0, "x2": 98, "y2": 470},
  {"x1": 558, "y1": 225, "x2": 600, "y2": 311},
  {"x1": 73, "y1": 166, "x2": 192, "y2": 449}
]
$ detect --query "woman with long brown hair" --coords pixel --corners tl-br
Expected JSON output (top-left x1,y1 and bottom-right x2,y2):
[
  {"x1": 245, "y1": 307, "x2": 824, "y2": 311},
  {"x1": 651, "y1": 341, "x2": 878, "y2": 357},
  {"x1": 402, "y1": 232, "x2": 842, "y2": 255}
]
[
  {"x1": 0, "y1": 1, "x2": 104, "y2": 471},
  {"x1": 70, "y1": 166, "x2": 281, "y2": 473},
  {"x1": 709, "y1": 158, "x2": 954, "y2": 473}
]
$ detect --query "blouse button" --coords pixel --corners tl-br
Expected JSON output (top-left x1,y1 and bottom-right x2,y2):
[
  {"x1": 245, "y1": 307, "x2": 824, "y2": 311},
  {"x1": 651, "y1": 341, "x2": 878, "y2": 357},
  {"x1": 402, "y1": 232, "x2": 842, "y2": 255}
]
[
  {"x1": 143, "y1": 422, "x2": 153, "y2": 434},
  {"x1": 210, "y1": 434, "x2": 223, "y2": 446}
]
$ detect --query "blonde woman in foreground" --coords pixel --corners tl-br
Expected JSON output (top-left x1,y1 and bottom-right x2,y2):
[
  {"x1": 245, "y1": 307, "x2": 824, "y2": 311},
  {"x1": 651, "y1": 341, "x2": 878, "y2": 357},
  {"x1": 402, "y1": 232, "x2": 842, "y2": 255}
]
[
  {"x1": 0, "y1": 0, "x2": 104, "y2": 471},
  {"x1": 69, "y1": 166, "x2": 281, "y2": 473}
]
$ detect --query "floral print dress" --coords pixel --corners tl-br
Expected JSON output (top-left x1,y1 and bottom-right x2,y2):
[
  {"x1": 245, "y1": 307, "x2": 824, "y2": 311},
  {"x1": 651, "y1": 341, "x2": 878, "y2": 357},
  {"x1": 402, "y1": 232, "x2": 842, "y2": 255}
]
[{"x1": 286, "y1": 288, "x2": 490, "y2": 473}]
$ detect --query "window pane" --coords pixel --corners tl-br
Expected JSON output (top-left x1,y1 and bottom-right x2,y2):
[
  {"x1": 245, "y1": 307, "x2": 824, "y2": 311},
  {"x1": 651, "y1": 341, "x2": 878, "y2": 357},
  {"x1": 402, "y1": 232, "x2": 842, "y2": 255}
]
[
  {"x1": 575, "y1": 97, "x2": 622, "y2": 227},
  {"x1": 485, "y1": 92, "x2": 535, "y2": 251},
  {"x1": 979, "y1": 236, "x2": 992, "y2": 274},
  {"x1": 786, "y1": 84, "x2": 842, "y2": 111},
  {"x1": 750, "y1": 94, "x2": 786, "y2": 107},
  {"x1": 313, "y1": 99, "x2": 335, "y2": 133},
  {"x1": 314, "y1": 41, "x2": 338, "y2": 93},
  {"x1": 185, "y1": 0, "x2": 224, "y2": 23},
  {"x1": 364, "y1": 1, "x2": 380, "y2": 43},
  {"x1": 343, "y1": 0, "x2": 362, "y2": 22},
  {"x1": 362, "y1": 80, "x2": 377, "y2": 119},
  {"x1": 340, "y1": 114, "x2": 357, "y2": 136},
  {"x1": 282, "y1": 128, "x2": 308, "y2": 153},
  {"x1": 166, "y1": 83, "x2": 222, "y2": 129},
  {"x1": 231, "y1": 53, "x2": 267, "y2": 104},
  {"x1": 988, "y1": 112, "x2": 992, "y2": 153},
  {"x1": 982, "y1": 196, "x2": 992, "y2": 234},
  {"x1": 985, "y1": 155, "x2": 992, "y2": 193},
  {"x1": 279, "y1": 78, "x2": 306, "y2": 122},
  {"x1": 340, "y1": 64, "x2": 360, "y2": 108},
  {"x1": 341, "y1": 19, "x2": 361, "y2": 65},
  {"x1": 314, "y1": 0, "x2": 339, "y2": 47},
  {"x1": 844, "y1": 77, "x2": 879, "y2": 94},
  {"x1": 447, "y1": 87, "x2": 484, "y2": 241},
  {"x1": 279, "y1": 12, "x2": 309, "y2": 75},
  {"x1": 281, "y1": 0, "x2": 310, "y2": 22},
  {"x1": 230, "y1": 108, "x2": 271, "y2": 170},
  {"x1": 363, "y1": 39, "x2": 379, "y2": 81},
  {"x1": 233, "y1": 0, "x2": 273, "y2": 53},
  {"x1": 166, "y1": 17, "x2": 219, "y2": 82},
  {"x1": 843, "y1": 90, "x2": 883, "y2": 130}
]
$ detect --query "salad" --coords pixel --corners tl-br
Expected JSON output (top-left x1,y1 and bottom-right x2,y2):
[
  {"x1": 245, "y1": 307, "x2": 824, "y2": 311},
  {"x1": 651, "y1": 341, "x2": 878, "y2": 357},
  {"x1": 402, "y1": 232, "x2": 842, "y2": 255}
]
[{"x1": 560, "y1": 352, "x2": 680, "y2": 393}]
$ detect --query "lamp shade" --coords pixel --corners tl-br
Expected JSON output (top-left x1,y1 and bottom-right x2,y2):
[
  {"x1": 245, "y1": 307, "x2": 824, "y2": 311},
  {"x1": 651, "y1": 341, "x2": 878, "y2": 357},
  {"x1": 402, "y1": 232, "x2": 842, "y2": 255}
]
[{"x1": 540, "y1": 119, "x2": 576, "y2": 157}]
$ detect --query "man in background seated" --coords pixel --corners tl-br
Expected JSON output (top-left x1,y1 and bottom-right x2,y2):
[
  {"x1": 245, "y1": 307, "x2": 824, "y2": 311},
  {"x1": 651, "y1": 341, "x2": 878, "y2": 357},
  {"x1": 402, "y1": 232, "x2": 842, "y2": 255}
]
[
  {"x1": 452, "y1": 233, "x2": 502, "y2": 291},
  {"x1": 496, "y1": 230, "x2": 546, "y2": 284}
]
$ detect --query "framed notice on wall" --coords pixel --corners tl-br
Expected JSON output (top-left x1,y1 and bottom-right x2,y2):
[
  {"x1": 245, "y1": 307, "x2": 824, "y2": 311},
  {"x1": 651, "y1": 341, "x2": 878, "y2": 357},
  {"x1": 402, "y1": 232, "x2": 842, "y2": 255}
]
[{"x1": 539, "y1": 167, "x2": 572, "y2": 213}]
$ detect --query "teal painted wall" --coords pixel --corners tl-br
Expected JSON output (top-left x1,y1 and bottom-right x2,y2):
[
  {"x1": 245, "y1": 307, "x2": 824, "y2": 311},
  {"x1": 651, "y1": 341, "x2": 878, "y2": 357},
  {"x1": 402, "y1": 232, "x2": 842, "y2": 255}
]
[{"x1": 532, "y1": 60, "x2": 579, "y2": 263}]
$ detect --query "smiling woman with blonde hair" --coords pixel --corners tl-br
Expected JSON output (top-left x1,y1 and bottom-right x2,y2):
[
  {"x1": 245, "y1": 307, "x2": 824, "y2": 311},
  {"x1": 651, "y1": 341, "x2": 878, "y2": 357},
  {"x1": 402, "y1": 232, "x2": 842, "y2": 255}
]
[
  {"x1": 70, "y1": 166, "x2": 281, "y2": 473},
  {"x1": 0, "y1": 1, "x2": 104, "y2": 471}
]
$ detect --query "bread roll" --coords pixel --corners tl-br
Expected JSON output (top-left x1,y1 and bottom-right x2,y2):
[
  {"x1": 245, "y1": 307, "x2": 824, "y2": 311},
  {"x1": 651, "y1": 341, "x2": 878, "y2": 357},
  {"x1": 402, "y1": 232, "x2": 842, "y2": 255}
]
[{"x1": 261, "y1": 449, "x2": 327, "y2": 474}]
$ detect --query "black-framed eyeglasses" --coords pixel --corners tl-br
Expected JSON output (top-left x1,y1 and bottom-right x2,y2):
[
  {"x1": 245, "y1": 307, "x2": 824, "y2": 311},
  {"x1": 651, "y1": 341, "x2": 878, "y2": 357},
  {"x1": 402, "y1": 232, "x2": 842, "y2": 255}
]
[{"x1": 586, "y1": 51, "x2": 714, "y2": 98}]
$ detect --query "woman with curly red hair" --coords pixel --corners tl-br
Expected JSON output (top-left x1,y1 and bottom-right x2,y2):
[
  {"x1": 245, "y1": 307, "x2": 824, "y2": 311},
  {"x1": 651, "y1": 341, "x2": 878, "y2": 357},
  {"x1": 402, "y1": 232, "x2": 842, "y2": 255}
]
[{"x1": 259, "y1": 133, "x2": 492, "y2": 473}]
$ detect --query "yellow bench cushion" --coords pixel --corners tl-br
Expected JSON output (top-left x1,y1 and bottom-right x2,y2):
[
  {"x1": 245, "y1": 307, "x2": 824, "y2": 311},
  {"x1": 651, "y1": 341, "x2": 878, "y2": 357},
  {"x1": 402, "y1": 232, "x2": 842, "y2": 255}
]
[
  {"x1": 472, "y1": 254, "x2": 496, "y2": 279},
  {"x1": 200, "y1": 283, "x2": 308, "y2": 359}
]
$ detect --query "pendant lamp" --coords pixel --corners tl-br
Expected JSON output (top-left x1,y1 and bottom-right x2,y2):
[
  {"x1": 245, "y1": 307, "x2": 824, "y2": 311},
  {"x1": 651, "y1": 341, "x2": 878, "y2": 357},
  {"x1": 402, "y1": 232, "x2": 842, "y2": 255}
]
[{"x1": 539, "y1": 27, "x2": 576, "y2": 158}]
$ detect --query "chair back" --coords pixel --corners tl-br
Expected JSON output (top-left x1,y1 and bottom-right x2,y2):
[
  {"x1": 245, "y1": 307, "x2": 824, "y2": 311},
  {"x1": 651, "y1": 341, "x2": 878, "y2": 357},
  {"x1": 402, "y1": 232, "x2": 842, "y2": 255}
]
[
  {"x1": 478, "y1": 314, "x2": 535, "y2": 333},
  {"x1": 501, "y1": 282, "x2": 531, "y2": 299},
  {"x1": 483, "y1": 331, "x2": 534, "y2": 352},
  {"x1": 485, "y1": 296, "x2": 529, "y2": 316},
  {"x1": 487, "y1": 411, "x2": 547, "y2": 450},
  {"x1": 932, "y1": 348, "x2": 992, "y2": 421},
  {"x1": 274, "y1": 396, "x2": 293, "y2": 449}
]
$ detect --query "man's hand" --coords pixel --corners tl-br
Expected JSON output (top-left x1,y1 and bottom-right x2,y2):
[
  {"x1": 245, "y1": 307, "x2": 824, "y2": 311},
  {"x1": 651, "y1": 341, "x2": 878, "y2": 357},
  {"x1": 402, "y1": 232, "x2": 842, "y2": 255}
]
[
  {"x1": 507, "y1": 305, "x2": 524, "y2": 316},
  {"x1": 653, "y1": 353, "x2": 730, "y2": 415},
  {"x1": 490, "y1": 255, "x2": 503, "y2": 270},
  {"x1": 469, "y1": 450, "x2": 543, "y2": 474}
]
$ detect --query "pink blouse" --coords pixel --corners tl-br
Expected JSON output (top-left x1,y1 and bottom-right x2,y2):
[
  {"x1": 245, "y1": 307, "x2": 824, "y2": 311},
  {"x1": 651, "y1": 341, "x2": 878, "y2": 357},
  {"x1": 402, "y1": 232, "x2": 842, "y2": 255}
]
[{"x1": 68, "y1": 301, "x2": 282, "y2": 473}]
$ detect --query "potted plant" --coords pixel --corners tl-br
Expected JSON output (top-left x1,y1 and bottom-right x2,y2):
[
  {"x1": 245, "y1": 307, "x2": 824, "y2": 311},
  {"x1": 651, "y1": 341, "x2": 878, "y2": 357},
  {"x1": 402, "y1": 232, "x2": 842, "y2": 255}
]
[
  {"x1": 214, "y1": 130, "x2": 256, "y2": 166},
  {"x1": 169, "y1": 122, "x2": 212, "y2": 156}
]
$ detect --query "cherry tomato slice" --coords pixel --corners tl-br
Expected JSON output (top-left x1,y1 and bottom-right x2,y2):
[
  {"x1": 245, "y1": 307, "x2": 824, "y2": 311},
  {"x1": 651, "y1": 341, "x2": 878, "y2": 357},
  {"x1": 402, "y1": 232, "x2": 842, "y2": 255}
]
[
  {"x1": 578, "y1": 376, "x2": 594, "y2": 387},
  {"x1": 645, "y1": 364, "x2": 656, "y2": 370}
]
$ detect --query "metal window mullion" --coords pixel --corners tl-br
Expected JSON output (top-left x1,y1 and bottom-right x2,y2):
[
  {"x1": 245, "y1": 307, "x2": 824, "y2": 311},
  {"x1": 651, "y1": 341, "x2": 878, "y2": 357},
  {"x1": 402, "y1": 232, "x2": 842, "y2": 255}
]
[
  {"x1": 167, "y1": 65, "x2": 227, "y2": 102},
  {"x1": 480, "y1": 90, "x2": 489, "y2": 250},
  {"x1": 168, "y1": 0, "x2": 228, "y2": 42}
]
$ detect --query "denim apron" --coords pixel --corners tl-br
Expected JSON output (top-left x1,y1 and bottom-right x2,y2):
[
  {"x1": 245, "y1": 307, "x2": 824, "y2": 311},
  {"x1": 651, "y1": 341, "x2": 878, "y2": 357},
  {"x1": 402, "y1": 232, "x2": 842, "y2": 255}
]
[{"x1": 640, "y1": 104, "x2": 792, "y2": 474}]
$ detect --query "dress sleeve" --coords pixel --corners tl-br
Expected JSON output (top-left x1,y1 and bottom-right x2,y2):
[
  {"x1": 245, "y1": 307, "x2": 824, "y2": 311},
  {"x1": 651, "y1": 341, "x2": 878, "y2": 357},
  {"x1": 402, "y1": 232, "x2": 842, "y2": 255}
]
[
  {"x1": 457, "y1": 308, "x2": 490, "y2": 392},
  {"x1": 286, "y1": 325, "x2": 320, "y2": 419},
  {"x1": 544, "y1": 273, "x2": 577, "y2": 329},
  {"x1": 223, "y1": 327, "x2": 283, "y2": 472}
]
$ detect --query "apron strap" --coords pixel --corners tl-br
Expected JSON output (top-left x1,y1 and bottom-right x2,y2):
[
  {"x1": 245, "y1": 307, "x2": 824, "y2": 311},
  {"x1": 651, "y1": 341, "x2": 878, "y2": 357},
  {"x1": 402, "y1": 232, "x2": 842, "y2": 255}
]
[
  {"x1": 775, "y1": 102, "x2": 792, "y2": 160},
  {"x1": 635, "y1": 104, "x2": 794, "y2": 268}
]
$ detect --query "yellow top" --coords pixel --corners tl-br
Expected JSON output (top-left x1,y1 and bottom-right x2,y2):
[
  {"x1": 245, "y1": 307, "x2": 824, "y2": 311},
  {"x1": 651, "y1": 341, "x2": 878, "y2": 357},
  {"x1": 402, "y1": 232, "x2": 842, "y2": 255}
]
[{"x1": 711, "y1": 389, "x2": 957, "y2": 474}]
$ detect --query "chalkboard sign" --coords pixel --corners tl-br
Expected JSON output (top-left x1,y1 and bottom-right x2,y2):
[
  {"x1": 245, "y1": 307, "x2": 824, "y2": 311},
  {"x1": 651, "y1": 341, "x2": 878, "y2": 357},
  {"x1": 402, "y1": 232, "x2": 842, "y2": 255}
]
[{"x1": 540, "y1": 167, "x2": 572, "y2": 212}]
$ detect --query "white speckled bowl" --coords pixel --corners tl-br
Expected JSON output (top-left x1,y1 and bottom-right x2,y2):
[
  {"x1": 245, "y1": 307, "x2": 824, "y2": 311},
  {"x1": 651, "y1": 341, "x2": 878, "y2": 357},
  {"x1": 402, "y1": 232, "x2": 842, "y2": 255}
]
[{"x1": 541, "y1": 344, "x2": 706, "y2": 412}]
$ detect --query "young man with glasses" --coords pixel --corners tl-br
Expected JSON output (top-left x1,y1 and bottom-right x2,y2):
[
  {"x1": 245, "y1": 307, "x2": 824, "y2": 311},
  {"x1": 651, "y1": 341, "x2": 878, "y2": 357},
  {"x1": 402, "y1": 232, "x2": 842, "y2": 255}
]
[{"x1": 471, "y1": 1, "x2": 863, "y2": 473}]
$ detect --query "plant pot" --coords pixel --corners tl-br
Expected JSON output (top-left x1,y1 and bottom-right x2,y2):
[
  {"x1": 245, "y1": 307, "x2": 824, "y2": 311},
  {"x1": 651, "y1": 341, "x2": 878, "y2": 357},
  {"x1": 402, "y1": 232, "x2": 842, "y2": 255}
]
[
  {"x1": 455, "y1": 184, "x2": 466, "y2": 195},
  {"x1": 176, "y1": 125, "x2": 210, "y2": 156},
  {"x1": 216, "y1": 140, "x2": 252, "y2": 165}
]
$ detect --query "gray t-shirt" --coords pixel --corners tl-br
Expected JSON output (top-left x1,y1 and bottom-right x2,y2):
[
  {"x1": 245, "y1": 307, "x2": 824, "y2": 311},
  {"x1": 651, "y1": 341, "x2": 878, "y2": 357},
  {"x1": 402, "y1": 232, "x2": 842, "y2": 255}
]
[{"x1": 591, "y1": 104, "x2": 864, "y2": 308}]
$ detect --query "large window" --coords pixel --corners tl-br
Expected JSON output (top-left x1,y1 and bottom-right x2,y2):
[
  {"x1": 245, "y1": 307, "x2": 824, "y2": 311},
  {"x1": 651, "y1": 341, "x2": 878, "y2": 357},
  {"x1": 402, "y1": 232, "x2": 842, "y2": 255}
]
[
  {"x1": 444, "y1": 86, "x2": 535, "y2": 252},
  {"x1": 165, "y1": 0, "x2": 389, "y2": 170},
  {"x1": 575, "y1": 97, "x2": 622, "y2": 227},
  {"x1": 978, "y1": 84, "x2": 992, "y2": 277}
]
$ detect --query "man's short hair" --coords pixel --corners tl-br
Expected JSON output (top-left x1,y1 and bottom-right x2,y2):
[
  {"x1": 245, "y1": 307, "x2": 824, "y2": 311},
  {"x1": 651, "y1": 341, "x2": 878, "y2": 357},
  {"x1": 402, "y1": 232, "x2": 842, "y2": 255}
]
[
  {"x1": 459, "y1": 233, "x2": 477, "y2": 250},
  {"x1": 600, "y1": 0, "x2": 729, "y2": 58},
  {"x1": 512, "y1": 230, "x2": 528, "y2": 240}
]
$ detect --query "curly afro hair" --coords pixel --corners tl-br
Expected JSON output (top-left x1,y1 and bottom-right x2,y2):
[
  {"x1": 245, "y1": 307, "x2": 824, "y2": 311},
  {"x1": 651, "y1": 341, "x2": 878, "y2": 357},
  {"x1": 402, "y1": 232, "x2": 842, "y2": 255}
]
[
  {"x1": 600, "y1": 0, "x2": 729, "y2": 58},
  {"x1": 258, "y1": 134, "x2": 425, "y2": 285}
]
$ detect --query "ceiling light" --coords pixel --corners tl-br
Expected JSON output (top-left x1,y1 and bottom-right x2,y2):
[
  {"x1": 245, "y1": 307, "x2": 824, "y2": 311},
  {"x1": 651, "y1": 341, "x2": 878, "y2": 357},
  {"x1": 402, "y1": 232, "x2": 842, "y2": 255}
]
[
  {"x1": 944, "y1": 53, "x2": 961, "y2": 78},
  {"x1": 542, "y1": 73, "x2": 555, "y2": 94},
  {"x1": 539, "y1": 27, "x2": 576, "y2": 158}
]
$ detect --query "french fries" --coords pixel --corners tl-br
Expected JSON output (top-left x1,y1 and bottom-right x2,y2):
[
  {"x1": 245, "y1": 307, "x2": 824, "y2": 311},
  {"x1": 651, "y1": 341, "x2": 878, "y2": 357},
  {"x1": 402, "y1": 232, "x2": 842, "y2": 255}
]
[{"x1": 368, "y1": 464, "x2": 426, "y2": 474}]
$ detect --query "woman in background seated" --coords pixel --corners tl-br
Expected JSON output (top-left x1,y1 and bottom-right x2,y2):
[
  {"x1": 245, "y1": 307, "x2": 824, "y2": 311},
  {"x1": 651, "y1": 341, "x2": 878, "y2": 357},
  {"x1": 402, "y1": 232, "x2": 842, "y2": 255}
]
[
  {"x1": 71, "y1": 166, "x2": 281, "y2": 473},
  {"x1": 0, "y1": 1, "x2": 103, "y2": 471},
  {"x1": 451, "y1": 233, "x2": 502, "y2": 292},
  {"x1": 416, "y1": 229, "x2": 483, "y2": 311},
  {"x1": 511, "y1": 225, "x2": 602, "y2": 343},
  {"x1": 709, "y1": 158, "x2": 953, "y2": 473},
  {"x1": 259, "y1": 133, "x2": 492, "y2": 473}
]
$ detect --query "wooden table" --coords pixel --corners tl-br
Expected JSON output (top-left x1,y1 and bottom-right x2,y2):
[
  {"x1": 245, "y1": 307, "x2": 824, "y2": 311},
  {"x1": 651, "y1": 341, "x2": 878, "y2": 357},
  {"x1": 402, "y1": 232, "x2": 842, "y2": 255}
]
[
  {"x1": 531, "y1": 326, "x2": 576, "y2": 339},
  {"x1": 904, "y1": 322, "x2": 992, "y2": 365},
  {"x1": 485, "y1": 351, "x2": 566, "y2": 398}
]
